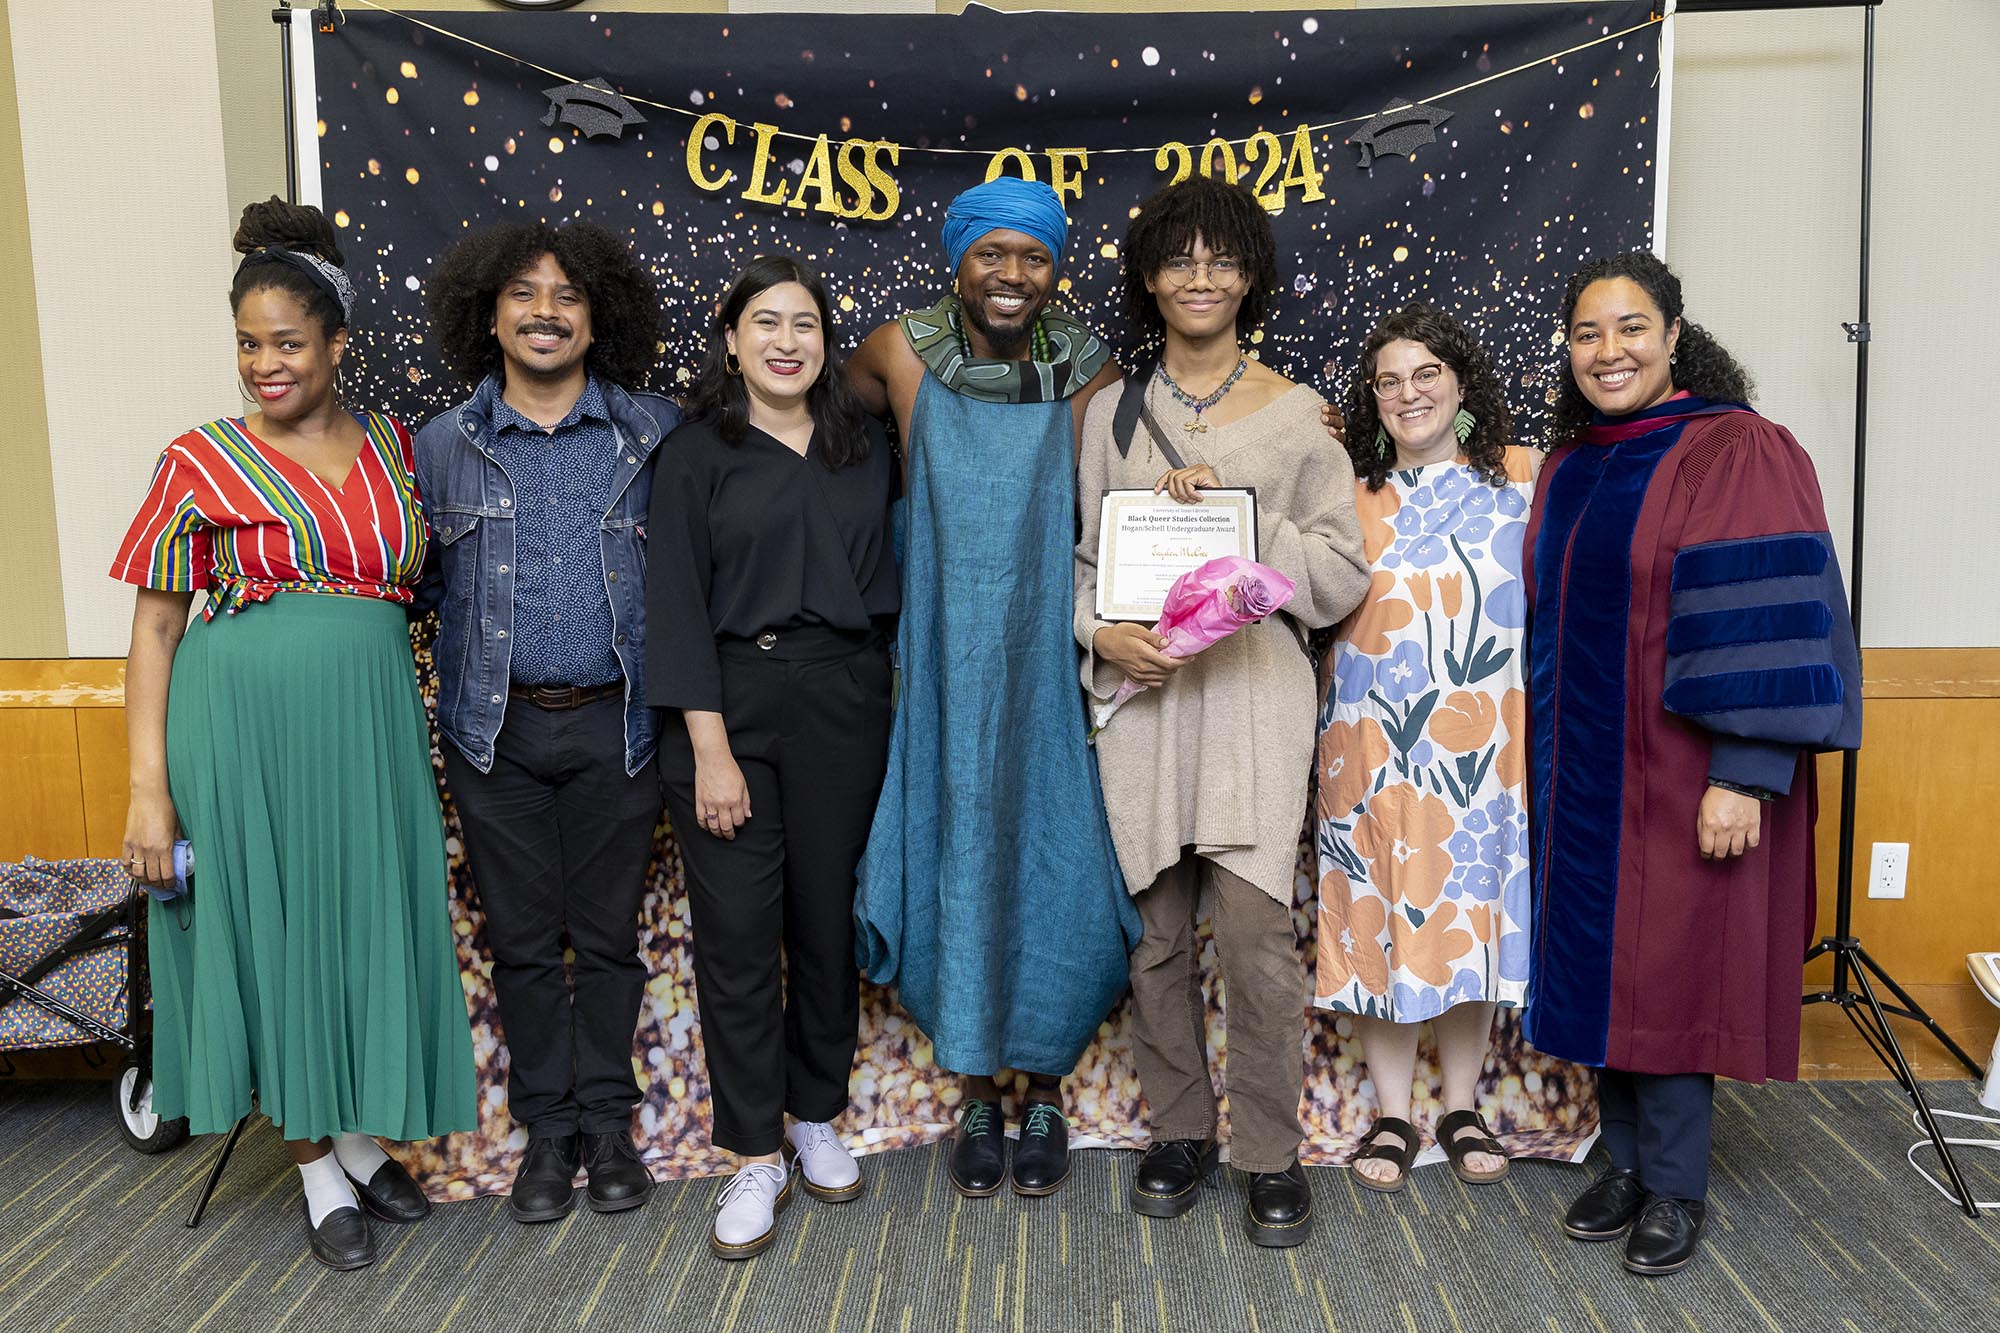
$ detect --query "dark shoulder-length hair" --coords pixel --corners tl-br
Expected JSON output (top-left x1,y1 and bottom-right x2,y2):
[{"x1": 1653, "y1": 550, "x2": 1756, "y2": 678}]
[
  {"x1": 1341, "y1": 302, "x2": 1515, "y2": 492},
  {"x1": 1120, "y1": 174, "x2": 1279, "y2": 346},
  {"x1": 1549, "y1": 249, "x2": 1757, "y2": 444},
  {"x1": 685, "y1": 253, "x2": 872, "y2": 469}
]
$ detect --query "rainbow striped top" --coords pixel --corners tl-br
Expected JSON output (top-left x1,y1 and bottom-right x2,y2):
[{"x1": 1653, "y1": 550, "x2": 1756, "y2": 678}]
[{"x1": 110, "y1": 413, "x2": 426, "y2": 619}]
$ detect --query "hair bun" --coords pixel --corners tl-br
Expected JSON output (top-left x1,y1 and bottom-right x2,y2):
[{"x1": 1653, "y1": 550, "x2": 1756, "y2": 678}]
[{"x1": 233, "y1": 196, "x2": 344, "y2": 267}]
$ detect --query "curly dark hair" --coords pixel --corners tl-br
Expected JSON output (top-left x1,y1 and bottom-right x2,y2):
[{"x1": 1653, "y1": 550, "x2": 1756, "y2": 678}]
[
  {"x1": 229, "y1": 196, "x2": 345, "y2": 335},
  {"x1": 1549, "y1": 249, "x2": 1757, "y2": 444},
  {"x1": 427, "y1": 220, "x2": 663, "y2": 390},
  {"x1": 1341, "y1": 302, "x2": 1515, "y2": 492},
  {"x1": 686, "y1": 253, "x2": 872, "y2": 470},
  {"x1": 1120, "y1": 174, "x2": 1278, "y2": 344}
]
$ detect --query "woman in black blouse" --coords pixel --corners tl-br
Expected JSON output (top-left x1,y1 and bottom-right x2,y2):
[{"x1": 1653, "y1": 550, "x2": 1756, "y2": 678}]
[{"x1": 646, "y1": 254, "x2": 896, "y2": 1261}]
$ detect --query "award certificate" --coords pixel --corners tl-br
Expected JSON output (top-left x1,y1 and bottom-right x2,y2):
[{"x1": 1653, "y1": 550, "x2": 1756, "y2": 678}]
[{"x1": 1094, "y1": 488, "x2": 1258, "y2": 621}]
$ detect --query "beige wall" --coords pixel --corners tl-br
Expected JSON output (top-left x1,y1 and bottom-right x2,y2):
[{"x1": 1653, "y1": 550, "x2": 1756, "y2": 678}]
[{"x1": 6, "y1": 0, "x2": 1997, "y2": 655}]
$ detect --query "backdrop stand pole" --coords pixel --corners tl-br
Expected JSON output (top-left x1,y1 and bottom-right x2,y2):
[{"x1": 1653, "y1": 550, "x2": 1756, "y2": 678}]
[
  {"x1": 274, "y1": 5, "x2": 298, "y2": 204},
  {"x1": 1676, "y1": 0, "x2": 1980, "y2": 1217}
]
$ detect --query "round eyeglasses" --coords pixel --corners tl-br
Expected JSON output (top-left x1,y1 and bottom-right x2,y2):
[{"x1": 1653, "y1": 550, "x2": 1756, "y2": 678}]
[
  {"x1": 1159, "y1": 256, "x2": 1244, "y2": 287},
  {"x1": 1370, "y1": 363, "x2": 1446, "y2": 398}
]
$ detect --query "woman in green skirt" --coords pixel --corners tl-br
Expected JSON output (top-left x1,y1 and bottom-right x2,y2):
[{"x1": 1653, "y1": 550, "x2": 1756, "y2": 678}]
[{"x1": 113, "y1": 199, "x2": 475, "y2": 1270}]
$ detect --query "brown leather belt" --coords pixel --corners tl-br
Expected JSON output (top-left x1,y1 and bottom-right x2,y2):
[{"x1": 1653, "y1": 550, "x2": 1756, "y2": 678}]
[{"x1": 507, "y1": 681, "x2": 622, "y2": 711}]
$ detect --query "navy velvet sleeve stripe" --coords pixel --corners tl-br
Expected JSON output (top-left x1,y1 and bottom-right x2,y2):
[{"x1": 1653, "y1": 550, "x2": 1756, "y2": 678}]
[
  {"x1": 1664, "y1": 664, "x2": 1844, "y2": 714},
  {"x1": 1664, "y1": 600, "x2": 1834, "y2": 655},
  {"x1": 1670, "y1": 532, "x2": 1828, "y2": 590},
  {"x1": 1662, "y1": 531, "x2": 1862, "y2": 763}
]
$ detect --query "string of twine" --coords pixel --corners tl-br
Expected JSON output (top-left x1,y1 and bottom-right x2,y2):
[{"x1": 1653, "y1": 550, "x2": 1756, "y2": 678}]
[{"x1": 335, "y1": 0, "x2": 1663, "y2": 157}]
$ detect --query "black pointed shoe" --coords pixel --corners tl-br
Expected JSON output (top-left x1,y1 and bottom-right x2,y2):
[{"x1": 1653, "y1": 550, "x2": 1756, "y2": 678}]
[
  {"x1": 1129, "y1": 1139, "x2": 1220, "y2": 1218},
  {"x1": 583, "y1": 1131, "x2": 656, "y2": 1213},
  {"x1": 1244, "y1": 1162, "x2": 1314, "y2": 1248},
  {"x1": 1561, "y1": 1167, "x2": 1647, "y2": 1241},
  {"x1": 345, "y1": 1155, "x2": 430, "y2": 1224},
  {"x1": 509, "y1": 1133, "x2": 582, "y2": 1224},
  {"x1": 1623, "y1": 1196, "x2": 1706, "y2": 1275},
  {"x1": 302, "y1": 1198, "x2": 376, "y2": 1271},
  {"x1": 1010, "y1": 1101, "x2": 1072, "y2": 1197},
  {"x1": 949, "y1": 1099, "x2": 1006, "y2": 1198}
]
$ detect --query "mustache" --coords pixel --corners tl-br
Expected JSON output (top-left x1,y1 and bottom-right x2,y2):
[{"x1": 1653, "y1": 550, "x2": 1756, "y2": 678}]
[{"x1": 517, "y1": 321, "x2": 570, "y2": 337}]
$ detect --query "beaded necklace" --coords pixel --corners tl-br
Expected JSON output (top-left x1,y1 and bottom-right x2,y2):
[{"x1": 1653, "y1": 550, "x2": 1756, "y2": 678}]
[{"x1": 1155, "y1": 357, "x2": 1248, "y2": 435}]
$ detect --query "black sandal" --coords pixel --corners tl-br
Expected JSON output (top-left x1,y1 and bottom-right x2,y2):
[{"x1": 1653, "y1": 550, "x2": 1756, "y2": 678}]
[
  {"x1": 1349, "y1": 1117, "x2": 1420, "y2": 1194},
  {"x1": 1436, "y1": 1108, "x2": 1510, "y2": 1184}
]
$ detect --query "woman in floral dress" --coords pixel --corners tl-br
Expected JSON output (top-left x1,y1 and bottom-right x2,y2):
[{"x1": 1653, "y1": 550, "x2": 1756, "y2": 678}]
[{"x1": 1313, "y1": 303, "x2": 1538, "y2": 1191}]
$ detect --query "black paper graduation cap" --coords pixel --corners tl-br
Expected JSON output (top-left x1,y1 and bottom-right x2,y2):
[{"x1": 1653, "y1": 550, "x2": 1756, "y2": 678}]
[
  {"x1": 540, "y1": 78, "x2": 646, "y2": 141},
  {"x1": 1347, "y1": 100, "x2": 1453, "y2": 167}
]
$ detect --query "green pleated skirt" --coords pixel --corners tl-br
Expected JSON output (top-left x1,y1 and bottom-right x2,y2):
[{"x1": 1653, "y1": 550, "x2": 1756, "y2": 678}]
[{"x1": 151, "y1": 593, "x2": 476, "y2": 1142}]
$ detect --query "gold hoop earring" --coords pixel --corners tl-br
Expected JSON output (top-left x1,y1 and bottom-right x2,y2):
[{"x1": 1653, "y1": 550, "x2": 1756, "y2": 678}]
[{"x1": 725, "y1": 351, "x2": 742, "y2": 377}]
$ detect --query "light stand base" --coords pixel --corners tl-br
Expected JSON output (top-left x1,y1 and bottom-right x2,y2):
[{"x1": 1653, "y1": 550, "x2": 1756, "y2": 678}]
[{"x1": 1803, "y1": 935, "x2": 1982, "y2": 1216}]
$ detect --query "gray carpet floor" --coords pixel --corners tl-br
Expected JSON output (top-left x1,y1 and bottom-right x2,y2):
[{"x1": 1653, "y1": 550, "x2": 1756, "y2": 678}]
[{"x1": 2, "y1": 1078, "x2": 1997, "y2": 1333}]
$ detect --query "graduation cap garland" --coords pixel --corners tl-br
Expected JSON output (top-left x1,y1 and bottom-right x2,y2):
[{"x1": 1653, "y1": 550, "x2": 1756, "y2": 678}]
[
  {"x1": 541, "y1": 77, "x2": 646, "y2": 141},
  {"x1": 1346, "y1": 100, "x2": 1454, "y2": 168}
]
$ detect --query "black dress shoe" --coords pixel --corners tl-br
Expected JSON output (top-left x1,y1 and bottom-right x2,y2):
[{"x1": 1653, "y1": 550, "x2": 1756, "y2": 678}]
[
  {"x1": 302, "y1": 1198, "x2": 376, "y2": 1270},
  {"x1": 949, "y1": 1100, "x2": 1006, "y2": 1198},
  {"x1": 1562, "y1": 1167, "x2": 1647, "y2": 1241},
  {"x1": 509, "y1": 1133, "x2": 582, "y2": 1224},
  {"x1": 1243, "y1": 1162, "x2": 1313, "y2": 1248},
  {"x1": 1624, "y1": 1196, "x2": 1706, "y2": 1275},
  {"x1": 1011, "y1": 1102, "x2": 1072, "y2": 1197},
  {"x1": 582, "y1": 1131, "x2": 655, "y2": 1213},
  {"x1": 346, "y1": 1155, "x2": 430, "y2": 1224},
  {"x1": 1130, "y1": 1139, "x2": 1219, "y2": 1218}
]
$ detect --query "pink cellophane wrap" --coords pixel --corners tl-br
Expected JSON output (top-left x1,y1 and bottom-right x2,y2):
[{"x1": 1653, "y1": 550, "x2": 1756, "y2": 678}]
[{"x1": 1090, "y1": 555, "x2": 1296, "y2": 731}]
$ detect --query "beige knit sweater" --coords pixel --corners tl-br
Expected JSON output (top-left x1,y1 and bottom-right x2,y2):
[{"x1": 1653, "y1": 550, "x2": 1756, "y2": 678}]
[{"x1": 1074, "y1": 378, "x2": 1370, "y2": 905}]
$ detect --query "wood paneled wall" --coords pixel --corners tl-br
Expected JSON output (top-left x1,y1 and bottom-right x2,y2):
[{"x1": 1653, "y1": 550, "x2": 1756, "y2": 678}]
[{"x1": 4, "y1": 649, "x2": 1995, "y2": 998}]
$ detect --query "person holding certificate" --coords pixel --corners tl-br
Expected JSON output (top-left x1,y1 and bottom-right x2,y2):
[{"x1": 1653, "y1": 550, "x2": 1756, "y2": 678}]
[{"x1": 1074, "y1": 175, "x2": 1369, "y2": 1245}]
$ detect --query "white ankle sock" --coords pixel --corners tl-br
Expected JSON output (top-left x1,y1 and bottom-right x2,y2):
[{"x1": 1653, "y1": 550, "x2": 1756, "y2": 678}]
[
  {"x1": 332, "y1": 1132, "x2": 392, "y2": 1183},
  {"x1": 299, "y1": 1153, "x2": 357, "y2": 1225}
]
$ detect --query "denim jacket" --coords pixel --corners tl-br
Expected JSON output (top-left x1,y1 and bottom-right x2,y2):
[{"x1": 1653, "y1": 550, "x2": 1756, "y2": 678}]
[{"x1": 415, "y1": 374, "x2": 681, "y2": 776}]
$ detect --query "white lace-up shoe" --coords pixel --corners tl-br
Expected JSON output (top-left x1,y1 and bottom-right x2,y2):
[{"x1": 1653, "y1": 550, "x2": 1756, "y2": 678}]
[
  {"x1": 785, "y1": 1121, "x2": 863, "y2": 1202},
  {"x1": 711, "y1": 1161, "x2": 793, "y2": 1260}
]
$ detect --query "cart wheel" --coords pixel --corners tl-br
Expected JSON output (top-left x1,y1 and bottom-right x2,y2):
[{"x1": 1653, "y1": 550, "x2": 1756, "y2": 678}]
[{"x1": 117, "y1": 1058, "x2": 189, "y2": 1154}]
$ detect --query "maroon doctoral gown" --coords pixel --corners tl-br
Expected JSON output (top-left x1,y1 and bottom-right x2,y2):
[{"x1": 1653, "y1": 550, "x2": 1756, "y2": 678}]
[{"x1": 1521, "y1": 397, "x2": 1861, "y2": 1083}]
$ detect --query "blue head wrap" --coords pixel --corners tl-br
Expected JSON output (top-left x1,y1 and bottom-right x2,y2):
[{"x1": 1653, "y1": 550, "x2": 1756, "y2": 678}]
[{"x1": 940, "y1": 177, "x2": 1069, "y2": 274}]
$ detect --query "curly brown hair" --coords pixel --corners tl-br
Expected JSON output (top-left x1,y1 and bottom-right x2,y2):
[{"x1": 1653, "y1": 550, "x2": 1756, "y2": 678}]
[
  {"x1": 1120, "y1": 174, "x2": 1278, "y2": 342},
  {"x1": 1342, "y1": 302, "x2": 1515, "y2": 492}
]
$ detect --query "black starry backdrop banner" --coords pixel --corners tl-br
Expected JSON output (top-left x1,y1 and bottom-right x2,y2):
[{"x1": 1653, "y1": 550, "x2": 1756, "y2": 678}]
[{"x1": 313, "y1": 1, "x2": 1665, "y2": 436}]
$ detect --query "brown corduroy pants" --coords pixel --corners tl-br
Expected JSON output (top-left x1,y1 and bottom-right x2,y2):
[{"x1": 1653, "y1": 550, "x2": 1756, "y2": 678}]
[{"x1": 1126, "y1": 853, "x2": 1307, "y2": 1174}]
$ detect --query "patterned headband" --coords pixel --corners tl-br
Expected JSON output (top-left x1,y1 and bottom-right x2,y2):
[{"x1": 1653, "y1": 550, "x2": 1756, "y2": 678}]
[{"x1": 236, "y1": 246, "x2": 359, "y2": 327}]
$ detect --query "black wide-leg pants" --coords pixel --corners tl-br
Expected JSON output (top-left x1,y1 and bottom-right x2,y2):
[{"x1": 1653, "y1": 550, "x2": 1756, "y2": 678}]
[
  {"x1": 442, "y1": 693, "x2": 661, "y2": 1138},
  {"x1": 659, "y1": 631, "x2": 893, "y2": 1156},
  {"x1": 1595, "y1": 1067, "x2": 1717, "y2": 1201}
]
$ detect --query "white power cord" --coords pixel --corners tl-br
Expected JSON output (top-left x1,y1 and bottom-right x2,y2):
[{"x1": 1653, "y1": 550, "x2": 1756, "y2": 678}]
[{"x1": 1906, "y1": 1108, "x2": 2000, "y2": 1211}]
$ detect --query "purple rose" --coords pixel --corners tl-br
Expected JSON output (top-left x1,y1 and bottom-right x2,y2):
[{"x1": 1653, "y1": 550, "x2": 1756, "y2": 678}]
[{"x1": 1232, "y1": 575, "x2": 1282, "y2": 619}]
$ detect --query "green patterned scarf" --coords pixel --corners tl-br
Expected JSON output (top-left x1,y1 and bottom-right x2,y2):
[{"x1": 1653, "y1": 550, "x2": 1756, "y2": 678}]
[{"x1": 898, "y1": 293, "x2": 1110, "y2": 404}]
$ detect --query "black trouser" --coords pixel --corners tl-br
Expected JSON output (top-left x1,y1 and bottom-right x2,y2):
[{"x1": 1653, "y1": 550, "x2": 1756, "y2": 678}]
[
  {"x1": 442, "y1": 693, "x2": 660, "y2": 1138},
  {"x1": 659, "y1": 629, "x2": 892, "y2": 1156},
  {"x1": 1596, "y1": 1068, "x2": 1717, "y2": 1201}
]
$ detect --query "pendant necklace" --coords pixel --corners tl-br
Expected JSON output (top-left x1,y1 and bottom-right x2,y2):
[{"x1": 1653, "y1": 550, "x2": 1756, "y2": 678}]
[{"x1": 1156, "y1": 357, "x2": 1248, "y2": 438}]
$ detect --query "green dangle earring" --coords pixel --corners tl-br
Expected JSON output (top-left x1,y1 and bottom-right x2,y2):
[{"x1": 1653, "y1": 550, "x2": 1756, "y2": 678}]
[{"x1": 1453, "y1": 408, "x2": 1478, "y2": 444}]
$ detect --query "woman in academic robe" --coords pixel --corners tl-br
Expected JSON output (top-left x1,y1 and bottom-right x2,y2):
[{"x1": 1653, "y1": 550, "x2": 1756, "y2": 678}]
[{"x1": 1524, "y1": 250, "x2": 1860, "y2": 1277}]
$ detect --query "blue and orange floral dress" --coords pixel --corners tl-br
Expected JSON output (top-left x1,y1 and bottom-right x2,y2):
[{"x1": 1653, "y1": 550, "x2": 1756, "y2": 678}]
[{"x1": 1312, "y1": 447, "x2": 1536, "y2": 1020}]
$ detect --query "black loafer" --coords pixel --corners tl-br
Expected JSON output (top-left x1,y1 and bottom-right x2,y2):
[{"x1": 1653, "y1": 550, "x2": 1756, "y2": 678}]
[
  {"x1": 1011, "y1": 1102, "x2": 1072, "y2": 1197},
  {"x1": 949, "y1": 1100, "x2": 1006, "y2": 1198},
  {"x1": 346, "y1": 1155, "x2": 430, "y2": 1224},
  {"x1": 302, "y1": 1198, "x2": 375, "y2": 1270},
  {"x1": 509, "y1": 1133, "x2": 582, "y2": 1224},
  {"x1": 582, "y1": 1131, "x2": 655, "y2": 1213},
  {"x1": 1244, "y1": 1162, "x2": 1313, "y2": 1248},
  {"x1": 1562, "y1": 1167, "x2": 1647, "y2": 1241},
  {"x1": 1130, "y1": 1139, "x2": 1219, "y2": 1218},
  {"x1": 1624, "y1": 1196, "x2": 1706, "y2": 1275}
]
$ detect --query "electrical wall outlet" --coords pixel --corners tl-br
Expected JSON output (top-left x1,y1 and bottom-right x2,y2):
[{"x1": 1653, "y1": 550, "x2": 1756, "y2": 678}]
[{"x1": 1868, "y1": 842, "x2": 1909, "y2": 899}]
